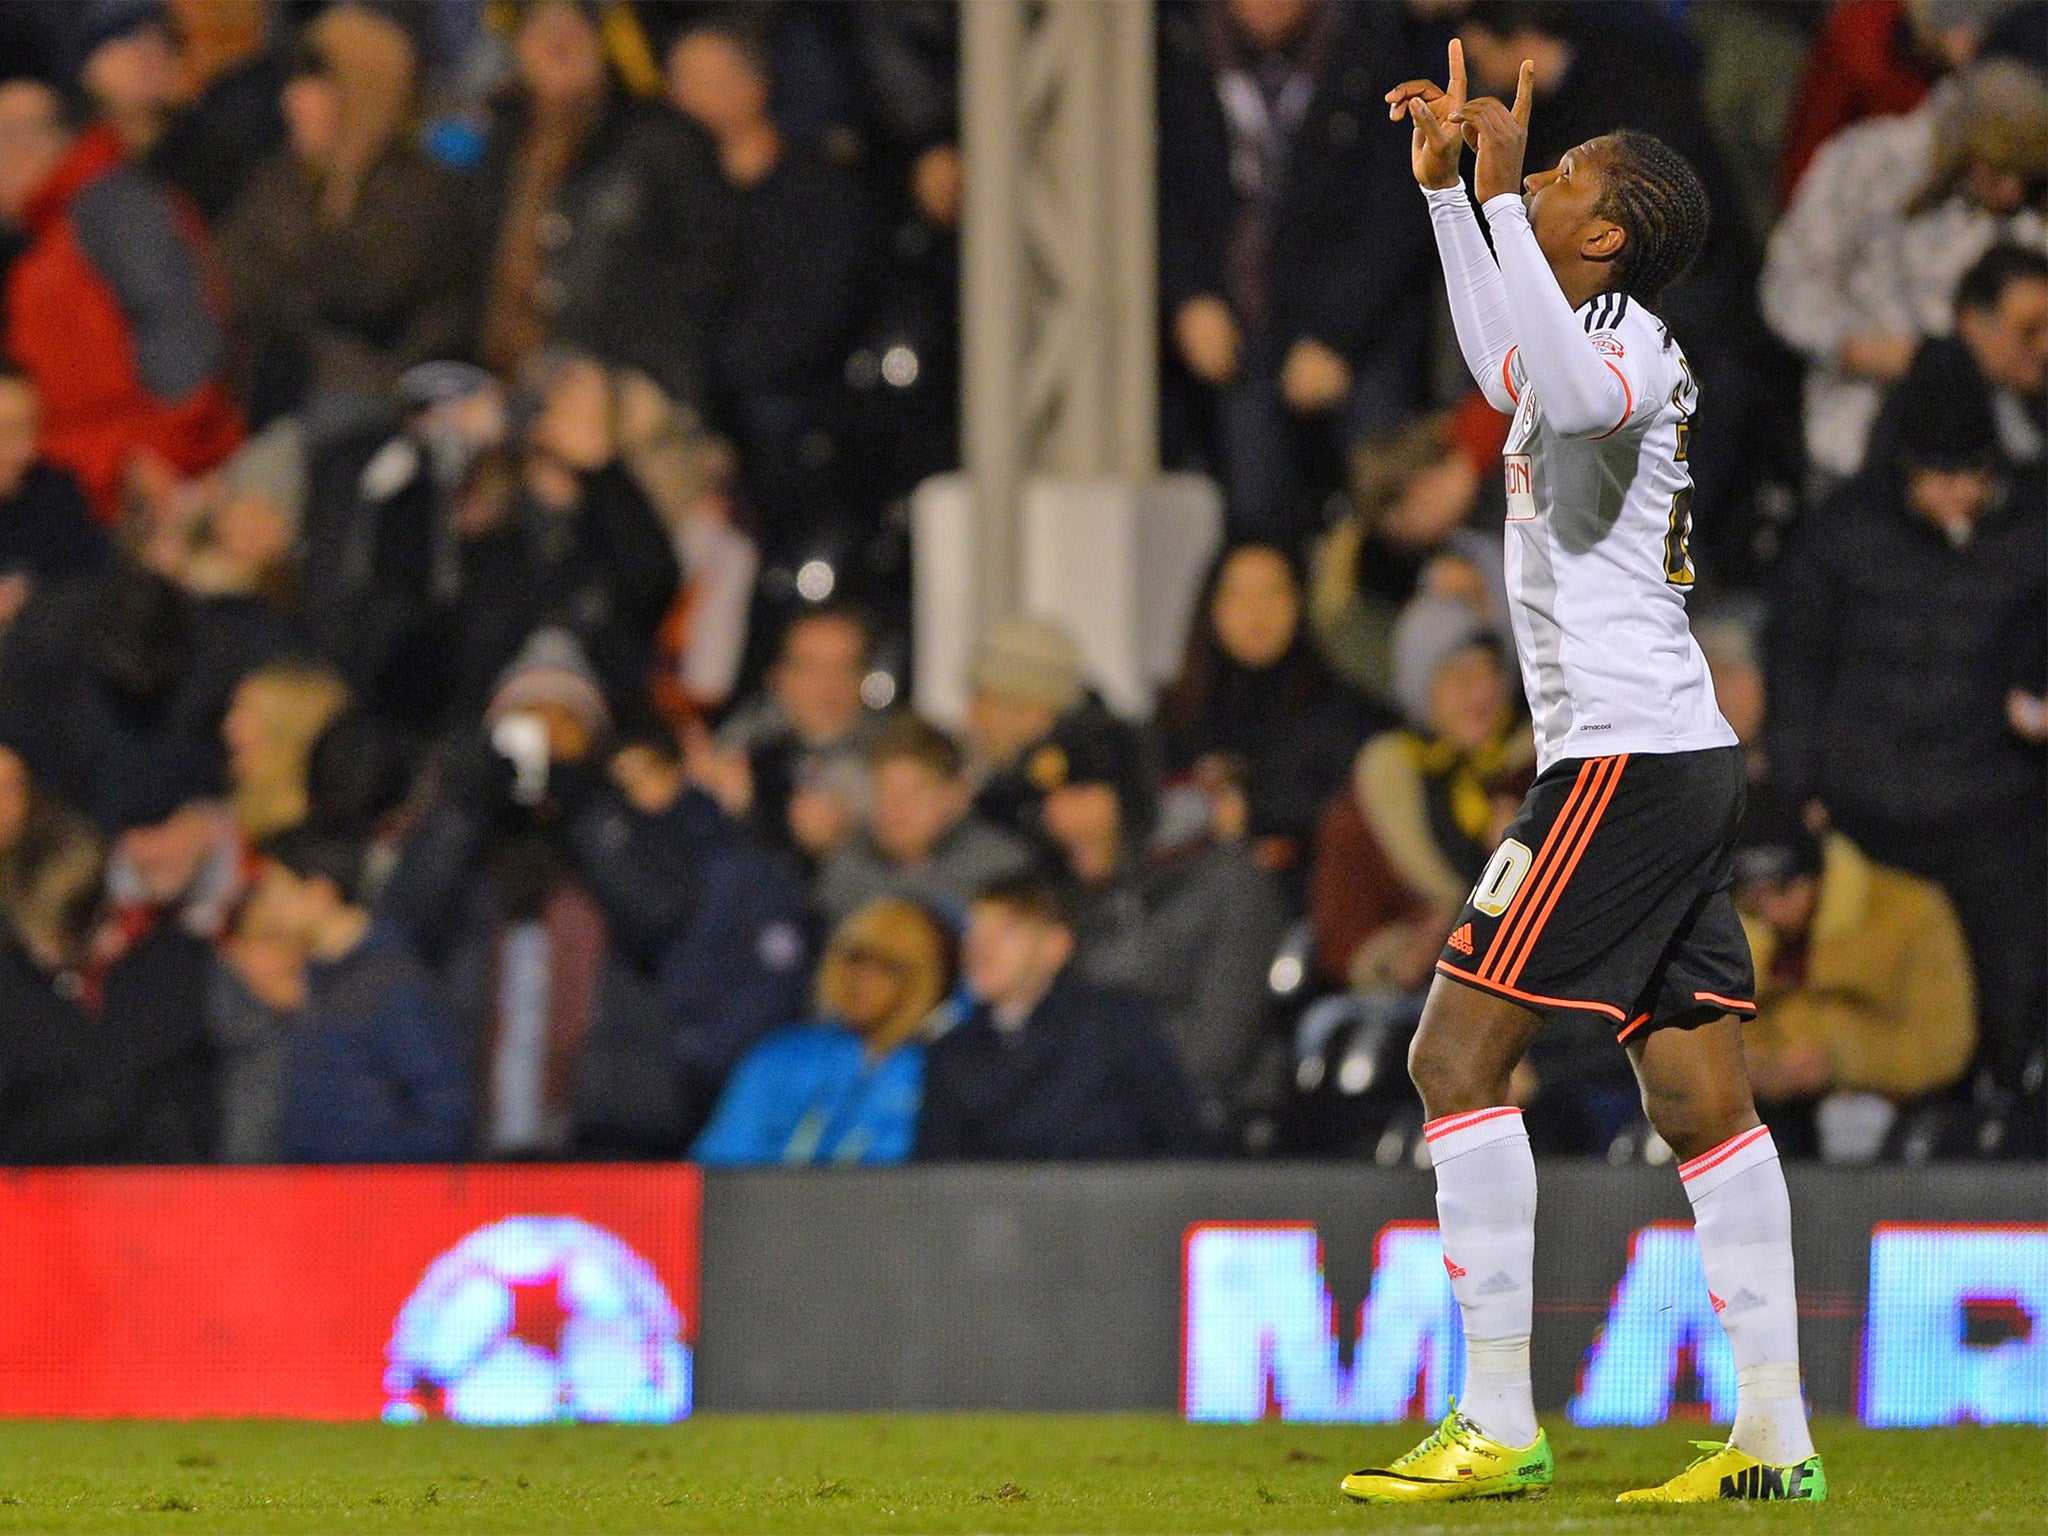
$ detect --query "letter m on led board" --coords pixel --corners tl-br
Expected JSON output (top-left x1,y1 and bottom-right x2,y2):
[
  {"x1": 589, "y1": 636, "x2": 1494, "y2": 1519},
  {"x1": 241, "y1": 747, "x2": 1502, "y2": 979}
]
[
  {"x1": 1863, "y1": 1224, "x2": 2048, "y2": 1427},
  {"x1": 1182, "y1": 1222, "x2": 1463, "y2": 1422}
]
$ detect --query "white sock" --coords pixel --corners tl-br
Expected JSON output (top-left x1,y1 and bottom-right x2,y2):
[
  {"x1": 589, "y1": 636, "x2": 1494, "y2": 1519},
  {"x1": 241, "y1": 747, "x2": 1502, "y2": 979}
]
[
  {"x1": 1427, "y1": 1106, "x2": 1539, "y2": 1448},
  {"x1": 1680, "y1": 1126, "x2": 1815, "y2": 1466}
]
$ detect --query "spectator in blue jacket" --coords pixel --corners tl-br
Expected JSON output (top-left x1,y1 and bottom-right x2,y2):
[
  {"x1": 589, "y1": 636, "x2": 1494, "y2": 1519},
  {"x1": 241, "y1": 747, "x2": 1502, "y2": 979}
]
[
  {"x1": 694, "y1": 897, "x2": 956, "y2": 1167},
  {"x1": 916, "y1": 871, "x2": 1207, "y2": 1161},
  {"x1": 260, "y1": 826, "x2": 472, "y2": 1163}
]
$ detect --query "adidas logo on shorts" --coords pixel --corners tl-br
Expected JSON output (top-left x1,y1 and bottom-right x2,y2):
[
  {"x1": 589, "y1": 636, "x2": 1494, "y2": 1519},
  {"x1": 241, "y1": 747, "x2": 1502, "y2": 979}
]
[{"x1": 1448, "y1": 923, "x2": 1475, "y2": 955}]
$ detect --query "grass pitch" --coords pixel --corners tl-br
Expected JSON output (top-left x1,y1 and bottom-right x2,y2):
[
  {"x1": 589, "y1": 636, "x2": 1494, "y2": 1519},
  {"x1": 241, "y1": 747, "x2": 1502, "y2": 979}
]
[{"x1": 0, "y1": 1415, "x2": 2038, "y2": 1534}]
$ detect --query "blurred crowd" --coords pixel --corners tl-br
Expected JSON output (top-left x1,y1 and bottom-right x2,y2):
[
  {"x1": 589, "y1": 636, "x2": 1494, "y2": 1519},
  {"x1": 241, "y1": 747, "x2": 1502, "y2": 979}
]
[{"x1": 0, "y1": 0, "x2": 2039, "y2": 1169}]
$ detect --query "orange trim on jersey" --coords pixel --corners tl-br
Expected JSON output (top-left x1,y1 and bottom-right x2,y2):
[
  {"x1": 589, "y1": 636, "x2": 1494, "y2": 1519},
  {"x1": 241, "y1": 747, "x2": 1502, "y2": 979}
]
[
  {"x1": 1590, "y1": 359, "x2": 1634, "y2": 440},
  {"x1": 1497, "y1": 754, "x2": 1629, "y2": 986},
  {"x1": 1693, "y1": 990, "x2": 1756, "y2": 1014},
  {"x1": 1679, "y1": 1125, "x2": 1772, "y2": 1182},
  {"x1": 1501, "y1": 346, "x2": 1520, "y2": 404},
  {"x1": 1423, "y1": 1106, "x2": 1523, "y2": 1143},
  {"x1": 1477, "y1": 757, "x2": 1605, "y2": 982},
  {"x1": 1482, "y1": 755, "x2": 1622, "y2": 984},
  {"x1": 1617, "y1": 1012, "x2": 1652, "y2": 1042},
  {"x1": 1435, "y1": 959, "x2": 1628, "y2": 1022}
]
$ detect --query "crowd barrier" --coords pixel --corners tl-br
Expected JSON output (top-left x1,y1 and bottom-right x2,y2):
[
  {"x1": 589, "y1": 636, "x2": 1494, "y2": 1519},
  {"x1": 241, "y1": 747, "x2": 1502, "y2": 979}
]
[{"x1": 2, "y1": 1163, "x2": 2042, "y2": 1425}]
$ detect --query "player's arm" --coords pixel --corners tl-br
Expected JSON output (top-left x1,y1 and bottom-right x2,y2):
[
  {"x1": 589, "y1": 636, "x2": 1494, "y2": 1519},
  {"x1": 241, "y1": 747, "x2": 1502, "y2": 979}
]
[
  {"x1": 1389, "y1": 42, "x2": 1519, "y2": 413},
  {"x1": 1454, "y1": 78, "x2": 1639, "y2": 440}
]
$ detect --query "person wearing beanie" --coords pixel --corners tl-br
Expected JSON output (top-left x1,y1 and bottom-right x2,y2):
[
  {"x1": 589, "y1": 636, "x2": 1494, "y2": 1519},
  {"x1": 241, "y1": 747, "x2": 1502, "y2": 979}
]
[
  {"x1": 1764, "y1": 58, "x2": 2048, "y2": 484},
  {"x1": 1732, "y1": 797, "x2": 1977, "y2": 1158},
  {"x1": 1035, "y1": 699, "x2": 1286, "y2": 1147},
  {"x1": 219, "y1": 3, "x2": 477, "y2": 432},
  {"x1": 961, "y1": 613, "x2": 1105, "y2": 840},
  {"x1": 1769, "y1": 329, "x2": 2045, "y2": 1109}
]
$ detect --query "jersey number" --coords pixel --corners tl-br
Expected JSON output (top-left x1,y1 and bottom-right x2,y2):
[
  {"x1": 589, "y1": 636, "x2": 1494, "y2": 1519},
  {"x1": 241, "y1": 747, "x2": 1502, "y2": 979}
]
[
  {"x1": 1663, "y1": 367, "x2": 1697, "y2": 588},
  {"x1": 1471, "y1": 839, "x2": 1533, "y2": 918}
]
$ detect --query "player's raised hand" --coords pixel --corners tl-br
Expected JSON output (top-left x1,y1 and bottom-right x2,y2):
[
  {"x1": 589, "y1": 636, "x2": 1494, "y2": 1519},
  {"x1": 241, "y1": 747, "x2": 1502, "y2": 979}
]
[
  {"x1": 1384, "y1": 38, "x2": 1467, "y2": 191},
  {"x1": 1450, "y1": 58, "x2": 1534, "y2": 204}
]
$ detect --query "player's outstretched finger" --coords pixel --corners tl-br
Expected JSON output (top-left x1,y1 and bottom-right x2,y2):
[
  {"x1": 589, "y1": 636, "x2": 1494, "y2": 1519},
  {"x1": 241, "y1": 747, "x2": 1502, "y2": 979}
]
[
  {"x1": 1512, "y1": 59, "x2": 1534, "y2": 126},
  {"x1": 1448, "y1": 37, "x2": 1467, "y2": 106}
]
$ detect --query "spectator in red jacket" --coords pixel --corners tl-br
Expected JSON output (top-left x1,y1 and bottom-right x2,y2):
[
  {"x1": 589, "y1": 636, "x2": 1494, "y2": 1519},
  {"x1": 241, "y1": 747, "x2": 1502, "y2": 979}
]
[{"x1": 0, "y1": 79, "x2": 242, "y2": 522}]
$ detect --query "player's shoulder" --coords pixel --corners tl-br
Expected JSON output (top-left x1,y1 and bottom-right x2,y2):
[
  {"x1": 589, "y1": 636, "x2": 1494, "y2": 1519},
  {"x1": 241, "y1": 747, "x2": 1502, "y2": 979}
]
[
  {"x1": 1578, "y1": 293, "x2": 1687, "y2": 386},
  {"x1": 1576, "y1": 293, "x2": 1676, "y2": 349}
]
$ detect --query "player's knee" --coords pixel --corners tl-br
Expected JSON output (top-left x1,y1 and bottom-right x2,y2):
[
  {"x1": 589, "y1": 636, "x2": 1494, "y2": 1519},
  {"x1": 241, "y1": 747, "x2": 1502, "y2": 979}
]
[
  {"x1": 1638, "y1": 1075, "x2": 1755, "y2": 1163},
  {"x1": 1407, "y1": 1025, "x2": 1494, "y2": 1115}
]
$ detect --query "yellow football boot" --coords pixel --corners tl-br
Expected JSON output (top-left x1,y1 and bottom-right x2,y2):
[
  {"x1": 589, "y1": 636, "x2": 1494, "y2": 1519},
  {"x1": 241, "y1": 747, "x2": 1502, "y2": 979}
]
[
  {"x1": 1619, "y1": 1440, "x2": 1827, "y2": 1503},
  {"x1": 1340, "y1": 1410, "x2": 1552, "y2": 1503}
]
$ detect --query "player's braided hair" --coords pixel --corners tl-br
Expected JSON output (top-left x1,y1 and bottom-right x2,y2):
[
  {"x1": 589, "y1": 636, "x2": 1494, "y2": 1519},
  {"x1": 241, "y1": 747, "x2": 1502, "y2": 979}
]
[{"x1": 1593, "y1": 130, "x2": 1711, "y2": 305}]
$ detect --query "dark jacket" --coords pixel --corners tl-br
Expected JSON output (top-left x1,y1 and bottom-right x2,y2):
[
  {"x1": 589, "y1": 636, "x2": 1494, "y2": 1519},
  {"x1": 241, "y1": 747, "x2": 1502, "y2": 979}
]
[
  {"x1": 1156, "y1": 642, "x2": 1377, "y2": 852},
  {"x1": 278, "y1": 921, "x2": 472, "y2": 1162},
  {"x1": 96, "y1": 923, "x2": 220, "y2": 1162},
  {"x1": 0, "y1": 565, "x2": 287, "y2": 829},
  {"x1": 438, "y1": 464, "x2": 679, "y2": 730},
  {"x1": 0, "y1": 941, "x2": 123, "y2": 1164},
  {"x1": 715, "y1": 140, "x2": 867, "y2": 402},
  {"x1": 474, "y1": 97, "x2": 735, "y2": 410},
  {"x1": 1157, "y1": 2, "x2": 1431, "y2": 370},
  {"x1": 0, "y1": 463, "x2": 109, "y2": 585},
  {"x1": 571, "y1": 787, "x2": 813, "y2": 1153},
  {"x1": 915, "y1": 970, "x2": 1207, "y2": 1160},
  {"x1": 1767, "y1": 465, "x2": 2047, "y2": 832},
  {"x1": 221, "y1": 147, "x2": 478, "y2": 420},
  {"x1": 1073, "y1": 839, "x2": 1288, "y2": 1137}
]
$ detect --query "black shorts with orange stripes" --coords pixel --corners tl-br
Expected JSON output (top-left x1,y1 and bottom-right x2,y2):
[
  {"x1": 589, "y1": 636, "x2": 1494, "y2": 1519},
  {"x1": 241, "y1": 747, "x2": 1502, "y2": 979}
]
[{"x1": 1435, "y1": 746, "x2": 1757, "y2": 1043}]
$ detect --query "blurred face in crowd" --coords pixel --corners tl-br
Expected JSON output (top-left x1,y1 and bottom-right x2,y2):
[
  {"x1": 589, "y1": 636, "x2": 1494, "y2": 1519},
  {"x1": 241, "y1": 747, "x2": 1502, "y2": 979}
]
[
  {"x1": 962, "y1": 899, "x2": 1073, "y2": 1013},
  {"x1": 1962, "y1": 162, "x2": 2029, "y2": 218},
  {"x1": 516, "y1": 1, "x2": 607, "y2": 108},
  {"x1": 771, "y1": 615, "x2": 866, "y2": 745},
  {"x1": 1959, "y1": 276, "x2": 2048, "y2": 399},
  {"x1": 0, "y1": 375, "x2": 39, "y2": 500},
  {"x1": 667, "y1": 30, "x2": 772, "y2": 138},
  {"x1": 212, "y1": 486, "x2": 293, "y2": 580},
  {"x1": 1427, "y1": 642, "x2": 1509, "y2": 753},
  {"x1": 1210, "y1": 546, "x2": 1300, "y2": 670},
  {"x1": 1383, "y1": 451, "x2": 1481, "y2": 550},
  {"x1": 871, "y1": 755, "x2": 968, "y2": 867},
  {"x1": 1041, "y1": 782, "x2": 1122, "y2": 888},
  {"x1": 0, "y1": 82, "x2": 67, "y2": 223},
  {"x1": 119, "y1": 805, "x2": 220, "y2": 905},
  {"x1": 965, "y1": 692, "x2": 1058, "y2": 771},
  {"x1": 0, "y1": 745, "x2": 28, "y2": 853},
  {"x1": 282, "y1": 70, "x2": 341, "y2": 165},
  {"x1": 83, "y1": 22, "x2": 182, "y2": 148},
  {"x1": 835, "y1": 943, "x2": 913, "y2": 1037},
  {"x1": 1227, "y1": 0, "x2": 1314, "y2": 49},
  {"x1": 245, "y1": 859, "x2": 333, "y2": 950},
  {"x1": 1742, "y1": 873, "x2": 1819, "y2": 943},
  {"x1": 1905, "y1": 464, "x2": 2001, "y2": 536}
]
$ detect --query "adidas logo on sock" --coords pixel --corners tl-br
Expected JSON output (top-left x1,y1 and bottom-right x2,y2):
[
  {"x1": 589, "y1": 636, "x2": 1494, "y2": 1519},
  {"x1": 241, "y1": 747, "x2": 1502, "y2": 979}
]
[
  {"x1": 1444, "y1": 1256, "x2": 1468, "y2": 1279},
  {"x1": 1474, "y1": 1270, "x2": 1519, "y2": 1296},
  {"x1": 1448, "y1": 923, "x2": 1475, "y2": 955},
  {"x1": 1721, "y1": 1288, "x2": 1767, "y2": 1317}
]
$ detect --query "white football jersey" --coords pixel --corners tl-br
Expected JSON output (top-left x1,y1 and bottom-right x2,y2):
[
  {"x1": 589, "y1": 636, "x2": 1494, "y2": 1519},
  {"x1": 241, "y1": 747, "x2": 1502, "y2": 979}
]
[{"x1": 1498, "y1": 293, "x2": 1737, "y2": 772}]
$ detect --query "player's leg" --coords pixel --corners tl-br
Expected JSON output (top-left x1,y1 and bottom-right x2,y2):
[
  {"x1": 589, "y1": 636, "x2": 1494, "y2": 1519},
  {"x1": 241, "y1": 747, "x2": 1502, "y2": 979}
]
[
  {"x1": 1340, "y1": 976, "x2": 1551, "y2": 1503},
  {"x1": 1407, "y1": 976, "x2": 1542, "y2": 1448},
  {"x1": 1623, "y1": 1015, "x2": 1823, "y2": 1501}
]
